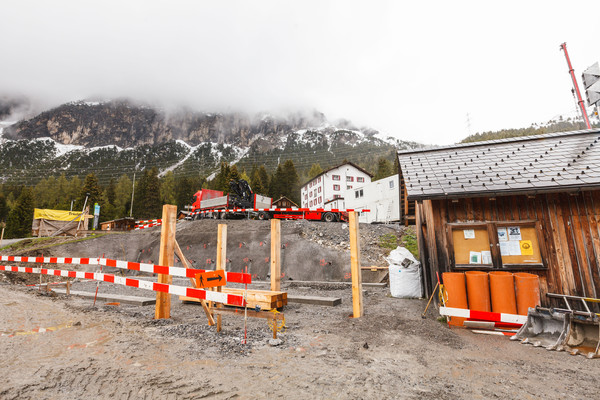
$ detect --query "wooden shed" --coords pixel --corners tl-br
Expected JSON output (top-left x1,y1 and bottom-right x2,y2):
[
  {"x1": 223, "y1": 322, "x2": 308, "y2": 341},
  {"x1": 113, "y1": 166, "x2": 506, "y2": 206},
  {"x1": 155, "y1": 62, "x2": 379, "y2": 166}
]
[
  {"x1": 273, "y1": 196, "x2": 299, "y2": 209},
  {"x1": 398, "y1": 129, "x2": 600, "y2": 305},
  {"x1": 99, "y1": 217, "x2": 136, "y2": 231}
]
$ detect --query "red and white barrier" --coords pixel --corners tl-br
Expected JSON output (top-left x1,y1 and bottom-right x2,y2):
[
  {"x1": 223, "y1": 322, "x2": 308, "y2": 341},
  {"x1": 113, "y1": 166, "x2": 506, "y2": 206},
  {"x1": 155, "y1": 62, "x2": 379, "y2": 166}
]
[
  {"x1": 134, "y1": 222, "x2": 162, "y2": 230},
  {"x1": 470, "y1": 329, "x2": 516, "y2": 337},
  {"x1": 0, "y1": 265, "x2": 245, "y2": 306},
  {"x1": 135, "y1": 219, "x2": 161, "y2": 225},
  {"x1": 188, "y1": 207, "x2": 371, "y2": 218},
  {"x1": 0, "y1": 256, "x2": 251, "y2": 284},
  {"x1": 439, "y1": 306, "x2": 528, "y2": 325}
]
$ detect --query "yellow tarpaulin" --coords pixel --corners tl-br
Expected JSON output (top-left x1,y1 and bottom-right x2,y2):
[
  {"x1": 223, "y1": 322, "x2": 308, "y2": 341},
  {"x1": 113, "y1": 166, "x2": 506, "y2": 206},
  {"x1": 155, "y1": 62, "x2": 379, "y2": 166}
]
[{"x1": 33, "y1": 208, "x2": 92, "y2": 222}]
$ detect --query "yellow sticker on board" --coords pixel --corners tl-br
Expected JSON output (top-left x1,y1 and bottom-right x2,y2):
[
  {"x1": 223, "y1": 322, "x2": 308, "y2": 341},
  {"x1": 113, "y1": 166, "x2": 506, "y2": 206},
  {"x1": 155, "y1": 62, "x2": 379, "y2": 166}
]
[{"x1": 520, "y1": 240, "x2": 534, "y2": 255}]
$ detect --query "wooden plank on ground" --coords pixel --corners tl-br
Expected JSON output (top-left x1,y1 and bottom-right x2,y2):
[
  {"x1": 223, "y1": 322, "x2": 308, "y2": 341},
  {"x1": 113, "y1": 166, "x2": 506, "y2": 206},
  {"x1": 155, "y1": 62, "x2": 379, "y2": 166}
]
[
  {"x1": 211, "y1": 307, "x2": 284, "y2": 320},
  {"x1": 287, "y1": 295, "x2": 342, "y2": 307},
  {"x1": 53, "y1": 289, "x2": 156, "y2": 306}
]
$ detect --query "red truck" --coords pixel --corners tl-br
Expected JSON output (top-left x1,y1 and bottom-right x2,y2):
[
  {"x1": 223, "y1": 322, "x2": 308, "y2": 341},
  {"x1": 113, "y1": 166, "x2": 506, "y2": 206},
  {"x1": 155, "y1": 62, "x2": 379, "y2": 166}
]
[{"x1": 189, "y1": 180, "x2": 347, "y2": 222}]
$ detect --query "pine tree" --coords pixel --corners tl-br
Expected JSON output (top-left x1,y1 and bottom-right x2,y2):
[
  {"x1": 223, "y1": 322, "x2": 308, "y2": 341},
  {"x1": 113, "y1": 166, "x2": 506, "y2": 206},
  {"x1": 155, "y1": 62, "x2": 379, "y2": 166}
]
[
  {"x1": 175, "y1": 176, "x2": 195, "y2": 211},
  {"x1": 374, "y1": 158, "x2": 394, "y2": 181},
  {"x1": 229, "y1": 165, "x2": 240, "y2": 182},
  {"x1": 160, "y1": 171, "x2": 176, "y2": 205},
  {"x1": 5, "y1": 187, "x2": 34, "y2": 238},
  {"x1": 269, "y1": 166, "x2": 284, "y2": 199},
  {"x1": 258, "y1": 166, "x2": 270, "y2": 194},
  {"x1": 56, "y1": 174, "x2": 70, "y2": 209},
  {"x1": 281, "y1": 160, "x2": 300, "y2": 203},
  {"x1": 114, "y1": 174, "x2": 133, "y2": 218},
  {"x1": 106, "y1": 178, "x2": 117, "y2": 206},
  {"x1": 133, "y1": 167, "x2": 161, "y2": 219},
  {"x1": 251, "y1": 168, "x2": 266, "y2": 195},
  {"x1": 0, "y1": 193, "x2": 8, "y2": 222},
  {"x1": 68, "y1": 176, "x2": 82, "y2": 210},
  {"x1": 78, "y1": 173, "x2": 103, "y2": 211},
  {"x1": 308, "y1": 163, "x2": 323, "y2": 179},
  {"x1": 145, "y1": 167, "x2": 162, "y2": 216}
]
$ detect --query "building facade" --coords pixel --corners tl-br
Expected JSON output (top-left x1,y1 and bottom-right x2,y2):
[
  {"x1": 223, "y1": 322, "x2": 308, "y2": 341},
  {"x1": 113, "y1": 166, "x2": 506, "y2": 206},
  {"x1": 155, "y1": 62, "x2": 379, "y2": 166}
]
[
  {"x1": 300, "y1": 162, "x2": 373, "y2": 209},
  {"x1": 345, "y1": 174, "x2": 400, "y2": 223}
]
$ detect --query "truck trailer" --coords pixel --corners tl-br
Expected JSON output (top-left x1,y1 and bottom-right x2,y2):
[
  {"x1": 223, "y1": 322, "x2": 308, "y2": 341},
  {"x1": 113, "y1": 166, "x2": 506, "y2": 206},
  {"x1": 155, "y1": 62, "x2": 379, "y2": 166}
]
[{"x1": 189, "y1": 180, "x2": 348, "y2": 222}]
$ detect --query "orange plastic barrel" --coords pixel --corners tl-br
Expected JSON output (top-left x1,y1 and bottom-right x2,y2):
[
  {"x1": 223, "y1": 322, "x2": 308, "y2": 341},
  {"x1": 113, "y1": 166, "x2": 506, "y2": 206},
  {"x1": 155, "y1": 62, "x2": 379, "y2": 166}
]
[
  {"x1": 489, "y1": 271, "x2": 517, "y2": 314},
  {"x1": 465, "y1": 271, "x2": 491, "y2": 312},
  {"x1": 442, "y1": 272, "x2": 468, "y2": 326},
  {"x1": 514, "y1": 273, "x2": 541, "y2": 315}
]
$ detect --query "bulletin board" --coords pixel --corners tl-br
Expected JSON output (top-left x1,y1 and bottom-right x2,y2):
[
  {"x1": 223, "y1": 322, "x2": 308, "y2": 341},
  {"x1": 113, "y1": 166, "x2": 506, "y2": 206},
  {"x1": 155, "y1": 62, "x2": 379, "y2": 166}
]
[
  {"x1": 497, "y1": 225, "x2": 542, "y2": 265},
  {"x1": 451, "y1": 227, "x2": 493, "y2": 266}
]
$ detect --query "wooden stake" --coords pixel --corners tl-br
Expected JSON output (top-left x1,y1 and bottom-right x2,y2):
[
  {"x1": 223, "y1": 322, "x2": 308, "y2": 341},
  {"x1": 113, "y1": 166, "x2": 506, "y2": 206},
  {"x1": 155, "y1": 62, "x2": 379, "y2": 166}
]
[
  {"x1": 174, "y1": 239, "x2": 215, "y2": 326},
  {"x1": 270, "y1": 218, "x2": 281, "y2": 292},
  {"x1": 349, "y1": 211, "x2": 363, "y2": 318},
  {"x1": 155, "y1": 205, "x2": 177, "y2": 319},
  {"x1": 215, "y1": 224, "x2": 227, "y2": 332},
  {"x1": 0, "y1": 226, "x2": 4, "y2": 247},
  {"x1": 66, "y1": 280, "x2": 71, "y2": 296}
]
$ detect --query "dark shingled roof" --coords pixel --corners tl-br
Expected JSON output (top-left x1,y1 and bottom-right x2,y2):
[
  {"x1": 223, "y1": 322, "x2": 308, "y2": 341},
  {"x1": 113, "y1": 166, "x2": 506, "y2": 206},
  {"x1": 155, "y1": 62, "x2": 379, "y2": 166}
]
[{"x1": 398, "y1": 128, "x2": 600, "y2": 200}]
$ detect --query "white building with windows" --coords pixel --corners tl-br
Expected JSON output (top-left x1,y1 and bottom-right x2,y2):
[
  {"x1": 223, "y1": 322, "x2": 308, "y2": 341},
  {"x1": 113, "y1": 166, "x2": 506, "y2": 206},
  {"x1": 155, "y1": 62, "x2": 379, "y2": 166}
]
[
  {"x1": 345, "y1": 174, "x2": 400, "y2": 223},
  {"x1": 300, "y1": 162, "x2": 373, "y2": 209}
]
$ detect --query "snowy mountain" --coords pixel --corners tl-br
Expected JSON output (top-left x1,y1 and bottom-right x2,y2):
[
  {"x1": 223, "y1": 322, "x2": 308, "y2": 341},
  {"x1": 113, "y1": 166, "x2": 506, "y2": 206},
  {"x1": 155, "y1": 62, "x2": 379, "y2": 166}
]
[{"x1": 0, "y1": 98, "x2": 421, "y2": 184}]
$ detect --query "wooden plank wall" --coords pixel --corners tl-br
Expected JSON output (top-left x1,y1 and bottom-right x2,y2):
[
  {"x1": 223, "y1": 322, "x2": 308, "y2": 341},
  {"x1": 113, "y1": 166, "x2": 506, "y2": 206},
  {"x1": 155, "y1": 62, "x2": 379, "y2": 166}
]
[{"x1": 418, "y1": 191, "x2": 600, "y2": 304}]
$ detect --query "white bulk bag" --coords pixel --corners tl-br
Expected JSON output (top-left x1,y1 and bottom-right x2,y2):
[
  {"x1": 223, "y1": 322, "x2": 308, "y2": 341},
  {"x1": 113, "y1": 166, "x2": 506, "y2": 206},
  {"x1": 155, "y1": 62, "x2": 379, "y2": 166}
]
[{"x1": 387, "y1": 246, "x2": 423, "y2": 298}]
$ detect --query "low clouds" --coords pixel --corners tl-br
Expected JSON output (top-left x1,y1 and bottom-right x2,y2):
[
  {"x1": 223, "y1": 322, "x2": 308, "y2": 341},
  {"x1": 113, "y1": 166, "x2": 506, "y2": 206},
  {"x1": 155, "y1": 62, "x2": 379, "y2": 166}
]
[{"x1": 1, "y1": 1, "x2": 599, "y2": 144}]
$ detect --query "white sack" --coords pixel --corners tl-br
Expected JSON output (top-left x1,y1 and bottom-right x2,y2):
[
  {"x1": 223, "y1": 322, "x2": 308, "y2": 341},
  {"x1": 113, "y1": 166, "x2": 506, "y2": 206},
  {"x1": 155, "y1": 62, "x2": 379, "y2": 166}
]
[{"x1": 387, "y1": 246, "x2": 423, "y2": 298}]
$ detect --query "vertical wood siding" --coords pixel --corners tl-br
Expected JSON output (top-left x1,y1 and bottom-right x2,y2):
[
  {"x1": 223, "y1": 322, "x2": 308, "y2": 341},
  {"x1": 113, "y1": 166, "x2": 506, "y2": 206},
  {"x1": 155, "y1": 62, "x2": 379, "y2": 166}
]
[{"x1": 419, "y1": 191, "x2": 600, "y2": 304}]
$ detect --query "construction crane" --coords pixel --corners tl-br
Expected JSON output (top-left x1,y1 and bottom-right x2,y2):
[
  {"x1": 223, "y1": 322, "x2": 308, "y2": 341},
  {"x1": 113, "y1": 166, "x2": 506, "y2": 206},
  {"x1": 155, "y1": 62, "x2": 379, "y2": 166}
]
[{"x1": 560, "y1": 42, "x2": 592, "y2": 129}]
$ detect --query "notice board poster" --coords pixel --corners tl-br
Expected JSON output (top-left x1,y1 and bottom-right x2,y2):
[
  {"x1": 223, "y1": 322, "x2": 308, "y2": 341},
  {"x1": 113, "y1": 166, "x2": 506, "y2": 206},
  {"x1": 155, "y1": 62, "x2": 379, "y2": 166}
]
[
  {"x1": 498, "y1": 225, "x2": 541, "y2": 264},
  {"x1": 452, "y1": 227, "x2": 492, "y2": 265}
]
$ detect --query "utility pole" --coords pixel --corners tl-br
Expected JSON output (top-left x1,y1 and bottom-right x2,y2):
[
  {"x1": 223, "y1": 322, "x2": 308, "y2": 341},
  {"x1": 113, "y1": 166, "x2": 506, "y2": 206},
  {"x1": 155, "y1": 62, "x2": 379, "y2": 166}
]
[
  {"x1": 560, "y1": 42, "x2": 592, "y2": 129},
  {"x1": 129, "y1": 171, "x2": 136, "y2": 218}
]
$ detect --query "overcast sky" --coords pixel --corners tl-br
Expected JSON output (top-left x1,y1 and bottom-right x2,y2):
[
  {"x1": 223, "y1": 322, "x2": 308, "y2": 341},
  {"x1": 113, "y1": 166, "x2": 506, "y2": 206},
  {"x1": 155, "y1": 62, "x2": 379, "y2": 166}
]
[{"x1": 1, "y1": 1, "x2": 599, "y2": 145}]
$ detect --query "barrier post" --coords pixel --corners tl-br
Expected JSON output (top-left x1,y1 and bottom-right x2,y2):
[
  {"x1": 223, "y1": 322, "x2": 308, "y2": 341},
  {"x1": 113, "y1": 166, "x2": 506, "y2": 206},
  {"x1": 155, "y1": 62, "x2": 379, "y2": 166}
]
[
  {"x1": 215, "y1": 224, "x2": 227, "y2": 331},
  {"x1": 155, "y1": 205, "x2": 177, "y2": 319},
  {"x1": 349, "y1": 211, "x2": 363, "y2": 318},
  {"x1": 271, "y1": 218, "x2": 281, "y2": 291}
]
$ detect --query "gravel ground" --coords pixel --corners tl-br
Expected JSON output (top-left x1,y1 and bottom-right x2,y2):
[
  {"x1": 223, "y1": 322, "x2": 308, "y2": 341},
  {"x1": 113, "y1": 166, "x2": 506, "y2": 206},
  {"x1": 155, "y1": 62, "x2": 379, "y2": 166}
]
[{"x1": 1, "y1": 220, "x2": 599, "y2": 399}]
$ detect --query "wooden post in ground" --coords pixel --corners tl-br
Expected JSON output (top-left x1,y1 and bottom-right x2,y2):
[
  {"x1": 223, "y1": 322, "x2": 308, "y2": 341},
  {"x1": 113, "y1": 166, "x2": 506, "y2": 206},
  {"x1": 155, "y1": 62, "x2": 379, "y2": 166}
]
[
  {"x1": 215, "y1": 224, "x2": 227, "y2": 332},
  {"x1": 349, "y1": 211, "x2": 363, "y2": 318},
  {"x1": 271, "y1": 218, "x2": 281, "y2": 292},
  {"x1": 0, "y1": 224, "x2": 4, "y2": 247},
  {"x1": 155, "y1": 204, "x2": 177, "y2": 319}
]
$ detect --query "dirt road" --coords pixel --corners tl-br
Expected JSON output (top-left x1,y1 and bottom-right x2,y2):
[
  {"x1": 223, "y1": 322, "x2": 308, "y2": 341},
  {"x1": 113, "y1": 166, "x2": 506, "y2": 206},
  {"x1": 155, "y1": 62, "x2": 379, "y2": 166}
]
[{"x1": 1, "y1": 280, "x2": 597, "y2": 400}]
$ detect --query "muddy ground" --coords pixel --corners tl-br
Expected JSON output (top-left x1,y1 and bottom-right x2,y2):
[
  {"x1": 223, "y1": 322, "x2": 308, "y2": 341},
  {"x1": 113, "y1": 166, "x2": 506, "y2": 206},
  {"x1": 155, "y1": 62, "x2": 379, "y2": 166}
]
[{"x1": 1, "y1": 220, "x2": 598, "y2": 399}]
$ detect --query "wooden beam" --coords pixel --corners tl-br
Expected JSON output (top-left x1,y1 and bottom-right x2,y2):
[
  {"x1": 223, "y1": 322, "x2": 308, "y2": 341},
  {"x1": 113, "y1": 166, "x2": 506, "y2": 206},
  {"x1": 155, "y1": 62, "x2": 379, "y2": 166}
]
[
  {"x1": 155, "y1": 204, "x2": 177, "y2": 319},
  {"x1": 174, "y1": 239, "x2": 215, "y2": 326},
  {"x1": 349, "y1": 211, "x2": 363, "y2": 318},
  {"x1": 215, "y1": 224, "x2": 227, "y2": 331},
  {"x1": 211, "y1": 307, "x2": 285, "y2": 320},
  {"x1": 271, "y1": 218, "x2": 281, "y2": 291}
]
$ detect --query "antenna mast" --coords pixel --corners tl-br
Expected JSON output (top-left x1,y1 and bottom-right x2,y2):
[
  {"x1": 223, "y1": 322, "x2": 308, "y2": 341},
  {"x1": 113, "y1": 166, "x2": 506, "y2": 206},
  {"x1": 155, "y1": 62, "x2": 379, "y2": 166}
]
[{"x1": 560, "y1": 42, "x2": 591, "y2": 129}]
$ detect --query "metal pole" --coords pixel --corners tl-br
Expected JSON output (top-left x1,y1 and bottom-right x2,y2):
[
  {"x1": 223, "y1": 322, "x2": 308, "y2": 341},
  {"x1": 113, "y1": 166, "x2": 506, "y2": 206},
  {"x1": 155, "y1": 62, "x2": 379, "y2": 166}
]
[
  {"x1": 129, "y1": 171, "x2": 136, "y2": 218},
  {"x1": 560, "y1": 42, "x2": 592, "y2": 129}
]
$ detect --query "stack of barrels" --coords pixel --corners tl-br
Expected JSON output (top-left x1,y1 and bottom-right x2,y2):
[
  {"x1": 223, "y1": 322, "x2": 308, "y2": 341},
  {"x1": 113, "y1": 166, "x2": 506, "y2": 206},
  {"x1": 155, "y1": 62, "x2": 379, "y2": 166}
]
[{"x1": 442, "y1": 271, "x2": 540, "y2": 326}]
